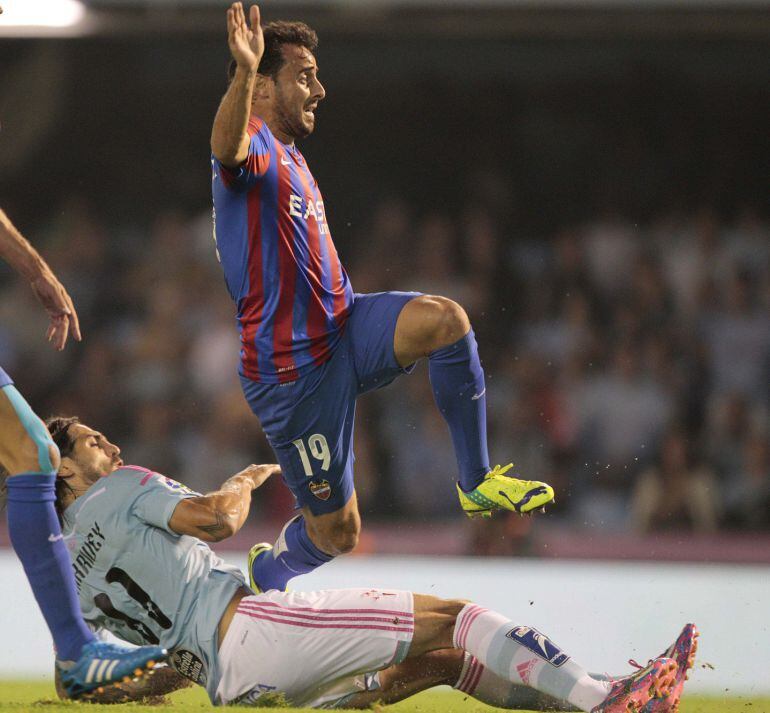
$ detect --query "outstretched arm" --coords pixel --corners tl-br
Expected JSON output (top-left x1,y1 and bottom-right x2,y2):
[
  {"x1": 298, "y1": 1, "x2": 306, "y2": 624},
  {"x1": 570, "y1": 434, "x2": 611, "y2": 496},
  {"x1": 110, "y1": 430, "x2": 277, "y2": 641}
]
[
  {"x1": 168, "y1": 464, "x2": 279, "y2": 542},
  {"x1": 0, "y1": 208, "x2": 81, "y2": 350},
  {"x1": 210, "y1": 2, "x2": 264, "y2": 167}
]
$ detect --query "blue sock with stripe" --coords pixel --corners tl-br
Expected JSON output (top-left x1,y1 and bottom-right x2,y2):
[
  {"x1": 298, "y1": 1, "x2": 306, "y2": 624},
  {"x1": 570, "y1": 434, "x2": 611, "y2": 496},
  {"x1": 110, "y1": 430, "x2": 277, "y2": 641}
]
[
  {"x1": 428, "y1": 328, "x2": 491, "y2": 491},
  {"x1": 251, "y1": 515, "x2": 333, "y2": 591},
  {"x1": 6, "y1": 474, "x2": 95, "y2": 661}
]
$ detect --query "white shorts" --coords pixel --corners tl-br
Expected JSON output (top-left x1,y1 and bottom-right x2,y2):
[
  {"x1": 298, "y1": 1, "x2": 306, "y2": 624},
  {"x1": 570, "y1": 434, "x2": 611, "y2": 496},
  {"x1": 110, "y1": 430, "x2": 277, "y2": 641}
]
[{"x1": 215, "y1": 588, "x2": 415, "y2": 707}]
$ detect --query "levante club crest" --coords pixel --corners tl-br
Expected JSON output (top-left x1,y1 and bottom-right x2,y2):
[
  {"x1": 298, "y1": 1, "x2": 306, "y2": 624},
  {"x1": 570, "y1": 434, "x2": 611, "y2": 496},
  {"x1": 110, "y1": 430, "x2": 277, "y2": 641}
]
[{"x1": 309, "y1": 479, "x2": 332, "y2": 500}]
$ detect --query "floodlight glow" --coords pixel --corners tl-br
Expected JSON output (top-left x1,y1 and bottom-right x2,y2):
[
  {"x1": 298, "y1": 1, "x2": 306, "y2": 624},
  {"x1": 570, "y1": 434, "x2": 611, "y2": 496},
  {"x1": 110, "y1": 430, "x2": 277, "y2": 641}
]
[{"x1": 0, "y1": 0, "x2": 86, "y2": 28}]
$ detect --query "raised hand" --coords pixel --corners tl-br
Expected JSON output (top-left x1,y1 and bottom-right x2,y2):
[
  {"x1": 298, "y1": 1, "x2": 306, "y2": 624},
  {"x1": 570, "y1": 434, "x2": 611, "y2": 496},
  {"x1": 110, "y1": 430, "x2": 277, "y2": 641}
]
[
  {"x1": 239, "y1": 463, "x2": 281, "y2": 490},
  {"x1": 30, "y1": 269, "x2": 82, "y2": 351},
  {"x1": 227, "y1": 2, "x2": 264, "y2": 72}
]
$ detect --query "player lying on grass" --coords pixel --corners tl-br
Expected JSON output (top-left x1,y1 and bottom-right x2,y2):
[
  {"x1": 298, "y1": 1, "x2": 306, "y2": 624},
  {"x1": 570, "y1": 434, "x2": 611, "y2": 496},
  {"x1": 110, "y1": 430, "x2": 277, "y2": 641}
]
[
  {"x1": 59, "y1": 627, "x2": 699, "y2": 713},
  {"x1": 49, "y1": 415, "x2": 696, "y2": 711}
]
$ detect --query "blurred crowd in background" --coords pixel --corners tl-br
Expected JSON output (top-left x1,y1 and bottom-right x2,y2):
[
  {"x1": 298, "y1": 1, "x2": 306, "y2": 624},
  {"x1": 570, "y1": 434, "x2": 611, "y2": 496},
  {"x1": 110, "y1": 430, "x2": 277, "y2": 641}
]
[
  {"x1": 1, "y1": 190, "x2": 767, "y2": 539},
  {"x1": 1, "y1": 16, "x2": 769, "y2": 554}
]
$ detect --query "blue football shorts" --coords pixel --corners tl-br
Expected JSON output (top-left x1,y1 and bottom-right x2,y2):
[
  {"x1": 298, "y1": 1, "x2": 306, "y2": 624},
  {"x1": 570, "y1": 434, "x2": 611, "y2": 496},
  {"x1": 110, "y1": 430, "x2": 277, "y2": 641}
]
[{"x1": 240, "y1": 291, "x2": 419, "y2": 515}]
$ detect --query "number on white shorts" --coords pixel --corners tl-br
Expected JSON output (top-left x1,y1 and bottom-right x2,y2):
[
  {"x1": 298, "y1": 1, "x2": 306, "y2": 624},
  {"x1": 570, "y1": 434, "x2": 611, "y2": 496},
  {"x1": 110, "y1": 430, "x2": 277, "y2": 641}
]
[{"x1": 292, "y1": 434, "x2": 331, "y2": 476}]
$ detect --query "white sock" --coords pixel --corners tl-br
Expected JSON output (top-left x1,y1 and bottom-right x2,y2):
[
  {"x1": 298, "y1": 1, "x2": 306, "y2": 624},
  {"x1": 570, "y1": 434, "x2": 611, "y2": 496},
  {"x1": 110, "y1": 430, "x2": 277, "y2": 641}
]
[
  {"x1": 453, "y1": 604, "x2": 611, "y2": 712},
  {"x1": 454, "y1": 651, "x2": 579, "y2": 711}
]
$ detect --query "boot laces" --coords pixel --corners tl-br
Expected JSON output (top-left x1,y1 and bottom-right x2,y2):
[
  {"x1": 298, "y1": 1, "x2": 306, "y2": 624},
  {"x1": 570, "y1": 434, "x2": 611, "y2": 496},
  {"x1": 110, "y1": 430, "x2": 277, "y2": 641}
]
[
  {"x1": 487, "y1": 463, "x2": 514, "y2": 479},
  {"x1": 628, "y1": 658, "x2": 653, "y2": 671}
]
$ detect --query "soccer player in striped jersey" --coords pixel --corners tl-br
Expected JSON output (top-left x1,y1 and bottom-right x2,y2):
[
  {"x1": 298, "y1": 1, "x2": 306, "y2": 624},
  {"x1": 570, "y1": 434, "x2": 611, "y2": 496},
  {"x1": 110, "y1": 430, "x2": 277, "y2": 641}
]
[
  {"x1": 0, "y1": 208, "x2": 165, "y2": 697},
  {"x1": 210, "y1": 3, "x2": 555, "y2": 594},
  {"x1": 49, "y1": 415, "x2": 693, "y2": 712}
]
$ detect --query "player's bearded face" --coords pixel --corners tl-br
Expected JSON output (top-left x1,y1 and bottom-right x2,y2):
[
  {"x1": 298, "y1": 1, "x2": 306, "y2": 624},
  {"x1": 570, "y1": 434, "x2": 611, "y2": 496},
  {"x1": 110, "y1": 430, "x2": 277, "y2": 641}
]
[
  {"x1": 275, "y1": 83, "x2": 312, "y2": 139},
  {"x1": 272, "y1": 46, "x2": 325, "y2": 140},
  {"x1": 69, "y1": 425, "x2": 124, "y2": 482}
]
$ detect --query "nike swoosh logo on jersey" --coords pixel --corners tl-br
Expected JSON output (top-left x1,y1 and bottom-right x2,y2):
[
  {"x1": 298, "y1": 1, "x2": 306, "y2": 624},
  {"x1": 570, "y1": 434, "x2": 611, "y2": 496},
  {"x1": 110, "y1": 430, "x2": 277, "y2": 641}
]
[
  {"x1": 48, "y1": 533, "x2": 63, "y2": 543},
  {"x1": 280, "y1": 156, "x2": 292, "y2": 166}
]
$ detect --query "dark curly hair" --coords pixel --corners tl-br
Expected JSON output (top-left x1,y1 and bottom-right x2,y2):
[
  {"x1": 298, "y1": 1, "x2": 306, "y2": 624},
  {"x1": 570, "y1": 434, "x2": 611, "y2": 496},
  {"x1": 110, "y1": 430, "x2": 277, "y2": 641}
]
[
  {"x1": 228, "y1": 20, "x2": 319, "y2": 83},
  {"x1": 46, "y1": 415, "x2": 81, "y2": 524}
]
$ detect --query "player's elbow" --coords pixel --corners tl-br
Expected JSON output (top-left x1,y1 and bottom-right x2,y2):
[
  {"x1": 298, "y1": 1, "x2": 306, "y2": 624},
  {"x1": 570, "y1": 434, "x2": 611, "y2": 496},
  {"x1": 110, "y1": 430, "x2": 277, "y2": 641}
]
[{"x1": 211, "y1": 144, "x2": 236, "y2": 169}]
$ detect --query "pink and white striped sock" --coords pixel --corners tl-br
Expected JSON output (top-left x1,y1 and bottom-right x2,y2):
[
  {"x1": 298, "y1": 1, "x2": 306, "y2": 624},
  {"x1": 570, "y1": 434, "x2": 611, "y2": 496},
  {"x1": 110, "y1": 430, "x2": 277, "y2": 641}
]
[
  {"x1": 454, "y1": 651, "x2": 579, "y2": 711},
  {"x1": 454, "y1": 652, "x2": 485, "y2": 697},
  {"x1": 453, "y1": 604, "x2": 610, "y2": 712}
]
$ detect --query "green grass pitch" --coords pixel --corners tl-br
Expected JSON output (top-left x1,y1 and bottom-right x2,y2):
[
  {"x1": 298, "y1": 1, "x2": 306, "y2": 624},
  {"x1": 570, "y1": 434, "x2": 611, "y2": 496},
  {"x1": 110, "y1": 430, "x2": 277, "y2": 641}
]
[{"x1": 0, "y1": 681, "x2": 768, "y2": 713}]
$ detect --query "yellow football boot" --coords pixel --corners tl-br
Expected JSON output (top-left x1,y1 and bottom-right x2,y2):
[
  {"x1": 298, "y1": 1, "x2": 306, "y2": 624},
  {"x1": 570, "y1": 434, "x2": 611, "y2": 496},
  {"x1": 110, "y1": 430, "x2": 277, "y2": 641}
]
[
  {"x1": 246, "y1": 542, "x2": 273, "y2": 593},
  {"x1": 457, "y1": 464, "x2": 555, "y2": 518}
]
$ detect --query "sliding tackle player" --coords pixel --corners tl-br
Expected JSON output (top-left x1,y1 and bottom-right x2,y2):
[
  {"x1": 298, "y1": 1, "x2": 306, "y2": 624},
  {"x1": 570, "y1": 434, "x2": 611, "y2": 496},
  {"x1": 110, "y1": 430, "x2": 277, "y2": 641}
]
[{"x1": 49, "y1": 415, "x2": 696, "y2": 712}]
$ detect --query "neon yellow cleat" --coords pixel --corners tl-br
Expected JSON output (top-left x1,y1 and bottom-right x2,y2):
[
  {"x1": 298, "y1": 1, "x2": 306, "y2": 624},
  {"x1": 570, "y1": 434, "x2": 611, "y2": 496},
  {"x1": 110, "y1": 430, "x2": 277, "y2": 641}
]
[
  {"x1": 247, "y1": 542, "x2": 272, "y2": 593},
  {"x1": 457, "y1": 464, "x2": 555, "y2": 519}
]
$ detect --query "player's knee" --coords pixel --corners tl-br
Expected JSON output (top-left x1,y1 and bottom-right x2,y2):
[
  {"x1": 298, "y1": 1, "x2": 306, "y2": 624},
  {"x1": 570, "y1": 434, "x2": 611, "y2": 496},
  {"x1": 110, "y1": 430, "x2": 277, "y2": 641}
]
[
  {"x1": 433, "y1": 598, "x2": 469, "y2": 649},
  {"x1": 11, "y1": 434, "x2": 40, "y2": 473},
  {"x1": 447, "y1": 597, "x2": 471, "y2": 612},
  {"x1": 310, "y1": 518, "x2": 360, "y2": 556},
  {"x1": 1, "y1": 392, "x2": 60, "y2": 476},
  {"x1": 5, "y1": 432, "x2": 59, "y2": 477},
  {"x1": 418, "y1": 649, "x2": 466, "y2": 686},
  {"x1": 47, "y1": 443, "x2": 61, "y2": 473},
  {"x1": 29, "y1": 431, "x2": 59, "y2": 476},
  {"x1": 32, "y1": 431, "x2": 59, "y2": 476},
  {"x1": 439, "y1": 598, "x2": 470, "y2": 640},
  {"x1": 421, "y1": 295, "x2": 470, "y2": 351},
  {"x1": 325, "y1": 521, "x2": 360, "y2": 555},
  {"x1": 437, "y1": 598, "x2": 469, "y2": 621},
  {"x1": 305, "y1": 499, "x2": 362, "y2": 556}
]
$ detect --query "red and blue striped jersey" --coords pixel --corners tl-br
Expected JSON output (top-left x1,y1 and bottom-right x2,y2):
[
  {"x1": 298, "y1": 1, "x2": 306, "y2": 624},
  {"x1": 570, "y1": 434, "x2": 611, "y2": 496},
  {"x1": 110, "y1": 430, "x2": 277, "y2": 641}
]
[{"x1": 212, "y1": 117, "x2": 353, "y2": 384}]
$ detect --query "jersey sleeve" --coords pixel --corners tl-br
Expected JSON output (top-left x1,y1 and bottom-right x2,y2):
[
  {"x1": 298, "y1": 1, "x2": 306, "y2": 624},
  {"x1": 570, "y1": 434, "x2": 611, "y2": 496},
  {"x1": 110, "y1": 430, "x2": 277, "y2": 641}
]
[
  {"x1": 130, "y1": 471, "x2": 201, "y2": 535},
  {"x1": 214, "y1": 117, "x2": 272, "y2": 190}
]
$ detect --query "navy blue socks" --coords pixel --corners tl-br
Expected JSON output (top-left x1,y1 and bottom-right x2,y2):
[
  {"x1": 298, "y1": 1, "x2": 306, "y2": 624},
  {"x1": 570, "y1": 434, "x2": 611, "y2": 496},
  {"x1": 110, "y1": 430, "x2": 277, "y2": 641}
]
[
  {"x1": 251, "y1": 515, "x2": 333, "y2": 591},
  {"x1": 6, "y1": 473, "x2": 94, "y2": 661},
  {"x1": 428, "y1": 329, "x2": 491, "y2": 492}
]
